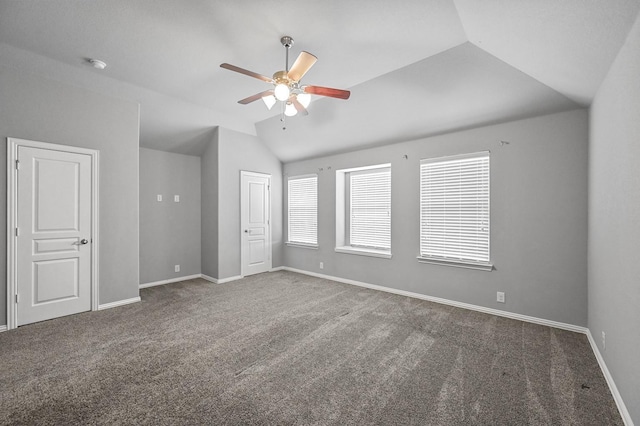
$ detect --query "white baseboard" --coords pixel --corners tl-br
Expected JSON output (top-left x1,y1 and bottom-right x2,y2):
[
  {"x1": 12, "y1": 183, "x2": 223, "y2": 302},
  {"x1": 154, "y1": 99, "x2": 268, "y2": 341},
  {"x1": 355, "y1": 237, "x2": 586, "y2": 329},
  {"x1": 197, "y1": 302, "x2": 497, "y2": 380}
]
[
  {"x1": 217, "y1": 275, "x2": 243, "y2": 284},
  {"x1": 98, "y1": 297, "x2": 141, "y2": 311},
  {"x1": 281, "y1": 267, "x2": 587, "y2": 334},
  {"x1": 202, "y1": 270, "x2": 284, "y2": 284},
  {"x1": 0, "y1": 325, "x2": 7, "y2": 333},
  {"x1": 586, "y1": 330, "x2": 634, "y2": 426},
  {"x1": 200, "y1": 274, "x2": 243, "y2": 284},
  {"x1": 201, "y1": 274, "x2": 216, "y2": 283},
  {"x1": 202, "y1": 268, "x2": 285, "y2": 284},
  {"x1": 139, "y1": 274, "x2": 202, "y2": 289}
]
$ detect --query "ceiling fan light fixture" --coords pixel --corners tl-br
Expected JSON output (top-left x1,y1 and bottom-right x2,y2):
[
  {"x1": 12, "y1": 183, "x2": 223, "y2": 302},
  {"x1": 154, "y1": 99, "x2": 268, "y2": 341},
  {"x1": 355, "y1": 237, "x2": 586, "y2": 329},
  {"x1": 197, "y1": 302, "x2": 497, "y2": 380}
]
[
  {"x1": 297, "y1": 92, "x2": 311, "y2": 108},
  {"x1": 262, "y1": 94, "x2": 276, "y2": 110},
  {"x1": 284, "y1": 102, "x2": 298, "y2": 117},
  {"x1": 274, "y1": 83, "x2": 290, "y2": 101}
]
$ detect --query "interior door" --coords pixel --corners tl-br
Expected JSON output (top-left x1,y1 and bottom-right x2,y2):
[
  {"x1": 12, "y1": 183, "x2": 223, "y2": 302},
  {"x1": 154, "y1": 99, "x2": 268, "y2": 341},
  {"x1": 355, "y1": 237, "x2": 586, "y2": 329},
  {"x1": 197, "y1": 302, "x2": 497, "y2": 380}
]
[
  {"x1": 16, "y1": 146, "x2": 93, "y2": 326},
  {"x1": 241, "y1": 171, "x2": 271, "y2": 276}
]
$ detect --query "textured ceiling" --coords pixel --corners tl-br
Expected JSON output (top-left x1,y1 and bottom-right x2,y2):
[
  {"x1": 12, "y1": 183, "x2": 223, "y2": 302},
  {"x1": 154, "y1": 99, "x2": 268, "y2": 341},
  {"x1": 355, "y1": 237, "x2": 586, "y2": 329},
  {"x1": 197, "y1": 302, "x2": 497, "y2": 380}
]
[{"x1": 0, "y1": 0, "x2": 638, "y2": 160}]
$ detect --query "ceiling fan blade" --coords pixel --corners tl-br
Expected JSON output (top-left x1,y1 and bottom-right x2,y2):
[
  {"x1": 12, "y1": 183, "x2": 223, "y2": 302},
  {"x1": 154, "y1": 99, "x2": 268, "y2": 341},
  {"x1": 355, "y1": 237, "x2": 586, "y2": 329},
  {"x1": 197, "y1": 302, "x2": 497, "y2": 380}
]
[
  {"x1": 238, "y1": 90, "x2": 274, "y2": 105},
  {"x1": 291, "y1": 97, "x2": 309, "y2": 116},
  {"x1": 304, "y1": 85, "x2": 350, "y2": 100},
  {"x1": 220, "y1": 63, "x2": 273, "y2": 83},
  {"x1": 287, "y1": 51, "x2": 317, "y2": 82}
]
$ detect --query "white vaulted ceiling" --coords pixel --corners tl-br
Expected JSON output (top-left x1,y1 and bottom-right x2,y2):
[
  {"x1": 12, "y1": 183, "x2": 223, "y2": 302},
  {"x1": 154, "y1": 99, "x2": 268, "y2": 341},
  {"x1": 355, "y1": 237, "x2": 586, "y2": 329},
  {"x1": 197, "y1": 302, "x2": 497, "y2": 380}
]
[{"x1": 0, "y1": 1, "x2": 638, "y2": 160}]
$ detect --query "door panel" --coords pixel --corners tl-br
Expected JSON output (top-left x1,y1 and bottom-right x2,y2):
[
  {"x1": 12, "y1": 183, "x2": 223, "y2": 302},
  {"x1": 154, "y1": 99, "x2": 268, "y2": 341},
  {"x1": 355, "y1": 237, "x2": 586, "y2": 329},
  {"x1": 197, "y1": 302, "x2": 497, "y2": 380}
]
[
  {"x1": 33, "y1": 258, "x2": 79, "y2": 304},
  {"x1": 241, "y1": 172, "x2": 271, "y2": 276},
  {"x1": 249, "y1": 240, "x2": 266, "y2": 265},
  {"x1": 17, "y1": 146, "x2": 92, "y2": 326},
  {"x1": 33, "y1": 238, "x2": 80, "y2": 254},
  {"x1": 249, "y1": 182, "x2": 265, "y2": 223},
  {"x1": 35, "y1": 159, "x2": 80, "y2": 231}
]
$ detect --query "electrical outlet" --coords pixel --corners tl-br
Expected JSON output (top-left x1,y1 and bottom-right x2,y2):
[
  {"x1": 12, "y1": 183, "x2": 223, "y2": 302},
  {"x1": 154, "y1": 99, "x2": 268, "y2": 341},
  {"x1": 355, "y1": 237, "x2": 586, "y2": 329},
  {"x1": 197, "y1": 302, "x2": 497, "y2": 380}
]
[
  {"x1": 175, "y1": 265, "x2": 180, "y2": 273},
  {"x1": 320, "y1": 262, "x2": 324, "y2": 269},
  {"x1": 497, "y1": 291, "x2": 505, "y2": 303},
  {"x1": 157, "y1": 194, "x2": 162, "y2": 202},
  {"x1": 602, "y1": 331, "x2": 606, "y2": 350},
  {"x1": 174, "y1": 195, "x2": 180, "y2": 202}
]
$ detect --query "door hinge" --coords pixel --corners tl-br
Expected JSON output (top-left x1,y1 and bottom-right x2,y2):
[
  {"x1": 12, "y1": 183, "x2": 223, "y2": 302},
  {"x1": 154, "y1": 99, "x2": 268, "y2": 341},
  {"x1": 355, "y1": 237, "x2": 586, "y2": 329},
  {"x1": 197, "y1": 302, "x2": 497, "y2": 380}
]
[
  {"x1": 15, "y1": 227, "x2": 19, "y2": 237},
  {"x1": 15, "y1": 294, "x2": 19, "y2": 303},
  {"x1": 15, "y1": 159, "x2": 20, "y2": 170}
]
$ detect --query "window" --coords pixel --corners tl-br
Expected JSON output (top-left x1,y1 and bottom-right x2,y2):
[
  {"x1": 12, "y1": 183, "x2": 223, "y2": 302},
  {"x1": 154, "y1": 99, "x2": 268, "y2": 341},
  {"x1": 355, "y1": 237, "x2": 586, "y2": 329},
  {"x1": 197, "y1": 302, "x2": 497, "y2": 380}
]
[
  {"x1": 419, "y1": 152, "x2": 491, "y2": 270},
  {"x1": 287, "y1": 175, "x2": 318, "y2": 247},
  {"x1": 336, "y1": 164, "x2": 391, "y2": 258},
  {"x1": 350, "y1": 168, "x2": 391, "y2": 249}
]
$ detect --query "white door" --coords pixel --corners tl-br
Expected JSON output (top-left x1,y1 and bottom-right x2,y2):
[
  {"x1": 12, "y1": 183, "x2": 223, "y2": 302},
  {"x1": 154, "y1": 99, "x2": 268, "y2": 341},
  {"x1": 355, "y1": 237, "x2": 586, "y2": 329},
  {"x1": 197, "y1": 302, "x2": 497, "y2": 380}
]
[
  {"x1": 241, "y1": 171, "x2": 271, "y2": 276},
  {"x1": 16, "y1": 146, "x2": 93, "y2": 326}
]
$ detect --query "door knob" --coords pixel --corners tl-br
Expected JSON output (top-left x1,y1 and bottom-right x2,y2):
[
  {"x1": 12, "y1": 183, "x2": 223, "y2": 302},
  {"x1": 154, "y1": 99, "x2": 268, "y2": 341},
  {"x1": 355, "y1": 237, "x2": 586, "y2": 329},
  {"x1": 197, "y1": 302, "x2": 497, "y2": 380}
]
[
  {"x1": 80, "y1": 239, "x2": 89, "y2": 244},
  {"x1": 244, "y1": 229, "x2": 249, "y2": 233}
]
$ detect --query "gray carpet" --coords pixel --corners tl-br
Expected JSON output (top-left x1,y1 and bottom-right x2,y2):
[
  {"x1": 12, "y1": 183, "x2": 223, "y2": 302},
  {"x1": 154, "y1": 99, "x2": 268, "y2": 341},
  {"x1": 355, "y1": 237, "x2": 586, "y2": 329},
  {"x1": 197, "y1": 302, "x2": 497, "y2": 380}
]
[{"x1": 0, "y1": 271, "x2": 622, "y2": 425}]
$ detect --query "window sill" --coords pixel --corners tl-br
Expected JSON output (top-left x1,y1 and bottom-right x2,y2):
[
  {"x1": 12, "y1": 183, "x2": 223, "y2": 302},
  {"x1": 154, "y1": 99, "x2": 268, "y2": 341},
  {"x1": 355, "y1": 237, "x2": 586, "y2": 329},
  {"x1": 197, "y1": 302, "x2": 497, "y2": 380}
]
[
  {"x1": 335, "y1": 246, "x2": 392, "y2": 259},
  {"x1": 286, "y1": 242, "x2": 319, "y2": 250},
  {"x1": 417, "y1": 256, "x2": 493, "y2": 271}
]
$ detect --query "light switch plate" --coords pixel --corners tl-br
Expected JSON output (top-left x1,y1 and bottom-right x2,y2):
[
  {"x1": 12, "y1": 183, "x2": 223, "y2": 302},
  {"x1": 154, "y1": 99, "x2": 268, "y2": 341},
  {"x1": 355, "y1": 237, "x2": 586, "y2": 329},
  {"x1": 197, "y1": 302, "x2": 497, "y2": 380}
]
[
  {"x1": 157, "y1": 194, "x2": 162, "y2": 202},
  {"x1": 174, "y1": 195, "x2": 180, "y2": 202}
]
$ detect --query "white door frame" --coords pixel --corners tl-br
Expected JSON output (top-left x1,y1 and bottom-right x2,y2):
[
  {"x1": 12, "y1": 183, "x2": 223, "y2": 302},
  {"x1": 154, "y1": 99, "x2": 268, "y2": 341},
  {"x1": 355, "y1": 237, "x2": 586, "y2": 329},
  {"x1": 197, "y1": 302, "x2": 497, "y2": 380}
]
[
  {"x1": 6, "y1": 137, "x2": 100, "y2": 330},
  {"x1": 240, "y1": 170, "x2": 272, "y2": 277}
]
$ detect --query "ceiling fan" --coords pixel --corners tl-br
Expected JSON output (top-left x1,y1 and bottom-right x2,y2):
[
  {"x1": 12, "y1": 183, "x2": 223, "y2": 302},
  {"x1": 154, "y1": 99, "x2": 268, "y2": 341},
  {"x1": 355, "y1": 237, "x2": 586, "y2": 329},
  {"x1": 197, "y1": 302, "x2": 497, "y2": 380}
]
[{"x1": 220, "y1": 36, "x2": 350, "y2": 125}]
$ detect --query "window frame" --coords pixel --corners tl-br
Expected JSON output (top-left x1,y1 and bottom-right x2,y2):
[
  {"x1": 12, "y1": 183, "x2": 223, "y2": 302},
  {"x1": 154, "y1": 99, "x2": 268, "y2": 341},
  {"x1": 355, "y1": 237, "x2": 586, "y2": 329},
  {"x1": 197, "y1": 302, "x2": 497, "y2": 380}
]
[
  {"x1": 335, "y1": 163, "x2": 392, "y2": 259},
  {"x1": 286, "y1": 174, "x2": 319, "y2": 249},
  {"x1": 417, "y1": 152, "x2": 492, "y2": 271}
]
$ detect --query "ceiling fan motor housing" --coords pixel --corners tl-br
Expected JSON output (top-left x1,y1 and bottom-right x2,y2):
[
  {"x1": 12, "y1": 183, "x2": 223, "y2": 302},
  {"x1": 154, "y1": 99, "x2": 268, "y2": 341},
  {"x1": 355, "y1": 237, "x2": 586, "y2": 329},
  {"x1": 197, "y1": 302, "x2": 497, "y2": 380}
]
[{"x1": 273, "y1": 70, "x2": 290, "y2": 85}]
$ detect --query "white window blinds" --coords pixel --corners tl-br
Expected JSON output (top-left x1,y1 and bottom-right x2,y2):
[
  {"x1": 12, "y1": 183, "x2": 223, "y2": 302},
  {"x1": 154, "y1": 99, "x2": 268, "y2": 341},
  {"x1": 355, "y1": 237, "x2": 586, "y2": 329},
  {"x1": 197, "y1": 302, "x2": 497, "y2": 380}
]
[
  {"x1": 420, "y1": 152, "x2": 490, "y2": 265},
  {"x1": 288, "y1": 175, "x2": 318, "y2": 245},
  {"x1": 350, "y1": 168, "x2": 391, "y2": 250}
]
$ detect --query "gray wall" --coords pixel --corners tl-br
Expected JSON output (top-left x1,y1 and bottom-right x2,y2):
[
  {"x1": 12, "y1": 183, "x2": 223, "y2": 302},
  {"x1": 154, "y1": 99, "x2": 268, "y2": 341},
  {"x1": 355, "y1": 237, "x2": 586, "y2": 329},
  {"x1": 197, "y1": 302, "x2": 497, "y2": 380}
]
[
  {"x1": 589, "y1": 12, "x2": 640, "y2": 424},
  {"x1": 139, "y1": 148, "x2": 201, "y2": 284},
  {"x1": 218, "y1": 127, "x2": 283, "y2": 279},
  {"x1": 201, "y1": 128, "x2": 219, "y2": 279},
  {"x1": 284, "y1": 109, "x2": 588, "y2": 326},
  {"x1": 0, "y1": 69, "x2": 140, "y2": 324}
]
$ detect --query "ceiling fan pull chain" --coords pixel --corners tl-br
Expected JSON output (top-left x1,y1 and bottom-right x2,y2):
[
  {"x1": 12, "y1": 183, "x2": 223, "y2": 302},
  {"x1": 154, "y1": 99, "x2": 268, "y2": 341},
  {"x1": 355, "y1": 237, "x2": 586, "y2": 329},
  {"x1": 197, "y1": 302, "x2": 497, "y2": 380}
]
[{"x1": 281, "y1": 102, "x2": 286, "y2": 130}]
